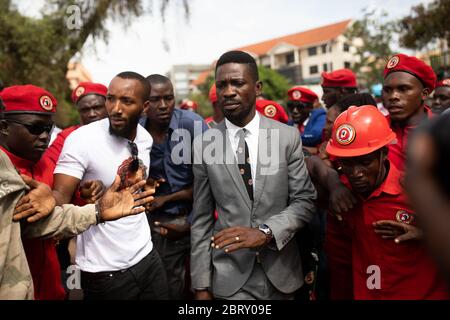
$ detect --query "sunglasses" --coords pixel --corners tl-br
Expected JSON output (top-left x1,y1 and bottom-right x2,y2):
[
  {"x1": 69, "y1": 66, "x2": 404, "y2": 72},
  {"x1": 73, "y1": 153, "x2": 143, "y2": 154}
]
[
  {"x1": 6, "y1": 118, "x2": 54, "y2": 135},
  {"x1": 128, "y1": 141, "x2": 140, "y2": 172}
]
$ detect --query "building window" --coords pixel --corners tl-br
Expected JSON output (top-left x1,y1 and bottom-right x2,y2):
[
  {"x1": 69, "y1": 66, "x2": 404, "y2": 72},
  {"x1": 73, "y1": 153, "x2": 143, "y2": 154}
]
[
  {"x1": 286, "y1": 52, "x2": 295, "y2": 65},
  {"x1": 308, "y1": 47, "x2": 317, "y2": 56},
  {"x1": 323, "y1": 63, "x2": 328, "y2": 72},
  {"x1": 344, "y1": 61, "x2": 351, "y2": 69},
  {"x1": 343, "y1": 43, "x2": 350, "y2": 52},
  {"x1": 321, "y1": 44, "x2": 327, "y2": 54},
  {"x1": 310, "y1": 65, "x2": 319, "y2": 75},
  {"x1": 330, "y1": 62, "x2": 333, "y2": 71}
]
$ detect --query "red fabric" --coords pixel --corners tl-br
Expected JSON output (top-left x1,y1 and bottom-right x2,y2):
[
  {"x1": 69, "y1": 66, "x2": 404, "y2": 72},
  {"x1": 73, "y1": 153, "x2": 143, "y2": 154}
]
[
  {"x1": 255, "y1": 99, "x2": 289, "y2": 123},
  {"x1": 0, "y1": 146, "x2": 65, "y2": 300},
  {"x1": 71, "y1": 82, "x2": 107, "y2": 104},
  {"x1": 347, "y1": 163, "x2": 448, "y2": 299},
  {"x1": 321, "y1": 69, "x2": 357, "y2": 88},
  {"x1": 180, "y1": 100, "x2": 198, "y2": 110},
  {"x1": 0, "y1": 85, "x2": 57, "y2": 114},
  {"x1": 436, "y1": 79, "x2": 450, "y2": 88},
  {"x1": 387, "y1": 106, "x2": 433, "y2": 171},
  {"x1": 208, "y1": 84, "x2": 217, "y2": 103},
  {"x1": 384, "y1": 54, "x2": 436, "y2": 92},
  {"x1": 287, "y1": 86, "x2": 318, "y2": 103}
]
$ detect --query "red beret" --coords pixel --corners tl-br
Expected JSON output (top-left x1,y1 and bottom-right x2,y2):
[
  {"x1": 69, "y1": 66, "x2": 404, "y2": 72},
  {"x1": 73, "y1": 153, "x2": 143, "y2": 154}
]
[
  {"x1": 287, "y1": 86, "x2": 318, "y2": 104},
  {"x1": 209, "y1": 84, "x2": 217, "y2": 103},
  {"x1": 180, "y1": 100, "x2": 198, "y2": 110},
  {"x1": 321, "y1": 69, "x2": 357, "y2": 88},
  {"x1": 256, "y1": 99, "x2": 289, "y2": 123},
  {"x1": 0, "y1": 84, "x2": 57, "y2": 114},
  {"x1": 436, "y1": 78, "x2": 450, "y2": 88},
  {"x1": 384, "y1": 54, "x2": 436, "y2": 92},
  {"x1": 71, "y1": 82, "x2": 108, "y2": 104}
]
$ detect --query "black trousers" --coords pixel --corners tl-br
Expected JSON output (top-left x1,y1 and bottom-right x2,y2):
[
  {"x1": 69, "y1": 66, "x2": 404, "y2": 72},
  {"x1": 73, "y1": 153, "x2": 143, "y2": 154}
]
[{"x1": 81, "y1": 249, "x2": 169, "y2": 300}]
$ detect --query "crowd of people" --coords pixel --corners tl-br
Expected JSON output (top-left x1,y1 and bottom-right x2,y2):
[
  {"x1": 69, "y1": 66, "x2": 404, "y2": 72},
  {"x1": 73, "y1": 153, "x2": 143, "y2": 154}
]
[{"x1": 1, "y1": 49, "x2": 450, "y2": 300}]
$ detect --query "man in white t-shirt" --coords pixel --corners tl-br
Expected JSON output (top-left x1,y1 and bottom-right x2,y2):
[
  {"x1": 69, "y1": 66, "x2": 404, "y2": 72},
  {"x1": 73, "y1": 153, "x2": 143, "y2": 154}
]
[{"x1": 53, "y1": 71, "x2": 169, "y2": 300}]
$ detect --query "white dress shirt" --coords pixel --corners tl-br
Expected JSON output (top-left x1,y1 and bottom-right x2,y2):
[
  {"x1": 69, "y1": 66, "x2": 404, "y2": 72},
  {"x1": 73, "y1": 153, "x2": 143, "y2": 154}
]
[{"x1": 225, "y1": 112, "x2": 260, "y2": 195}]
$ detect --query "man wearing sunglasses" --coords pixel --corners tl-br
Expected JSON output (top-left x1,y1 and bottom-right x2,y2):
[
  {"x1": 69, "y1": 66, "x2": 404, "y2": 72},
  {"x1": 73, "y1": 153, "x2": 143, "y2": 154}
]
[{"x1": 0, "y1": 85, "x2": 65, "y2": 300}]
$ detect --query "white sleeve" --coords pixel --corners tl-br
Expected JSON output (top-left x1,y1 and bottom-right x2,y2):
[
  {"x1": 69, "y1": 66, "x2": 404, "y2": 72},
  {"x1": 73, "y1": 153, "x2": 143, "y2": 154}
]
[{"x1": 54, "y1": 130, "x2": 88, "y2": 179}]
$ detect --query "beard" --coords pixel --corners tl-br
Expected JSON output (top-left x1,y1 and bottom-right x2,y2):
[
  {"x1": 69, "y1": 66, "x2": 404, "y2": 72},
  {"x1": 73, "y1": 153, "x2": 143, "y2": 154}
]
[{"x1": 108, "y1": 118, "x2": 134, "y2": 139}]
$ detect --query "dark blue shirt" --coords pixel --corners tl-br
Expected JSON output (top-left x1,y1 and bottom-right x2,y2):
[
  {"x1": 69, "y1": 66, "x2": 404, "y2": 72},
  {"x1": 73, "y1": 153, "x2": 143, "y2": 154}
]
[{"x1": 140, "y1": 108, "x2": 208, "y2": 218}]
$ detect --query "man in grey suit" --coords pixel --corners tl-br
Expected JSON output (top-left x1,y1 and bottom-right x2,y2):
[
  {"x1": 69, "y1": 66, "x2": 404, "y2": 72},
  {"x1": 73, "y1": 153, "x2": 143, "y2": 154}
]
[{"x1": 191, "y1": 51, "x2": 317, "y2": 300}]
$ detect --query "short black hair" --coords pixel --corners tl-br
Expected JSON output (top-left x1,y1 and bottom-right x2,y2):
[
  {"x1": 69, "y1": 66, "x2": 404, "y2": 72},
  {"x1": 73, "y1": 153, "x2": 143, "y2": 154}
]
[
  {"x1": 335, "y1": 93, "x2": 377, "y2": 112},
  {"x1": 215, "y1": 50, "x2": 259, "y2": 81},
  {"x1": 146, "y1": 74, "x2": 172, "y2": 87},
  {"x1": 115, "y1": 71, "x2": 150, "y2": 101}
]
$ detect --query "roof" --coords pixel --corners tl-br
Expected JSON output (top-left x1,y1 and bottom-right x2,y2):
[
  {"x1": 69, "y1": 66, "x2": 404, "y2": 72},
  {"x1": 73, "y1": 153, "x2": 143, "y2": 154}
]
[
  {"x1": 191, "y1": 69, "x2": 212, "y2": 86},
  {"x1": 236, "y1": 19, "x2": 352, "y2": 56}
]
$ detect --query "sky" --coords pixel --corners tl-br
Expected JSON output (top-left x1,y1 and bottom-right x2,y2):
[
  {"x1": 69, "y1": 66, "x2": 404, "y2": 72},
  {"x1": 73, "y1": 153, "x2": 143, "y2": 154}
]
[{"x1": 16, "y1": 0, "x2": 430, "y2": 84}]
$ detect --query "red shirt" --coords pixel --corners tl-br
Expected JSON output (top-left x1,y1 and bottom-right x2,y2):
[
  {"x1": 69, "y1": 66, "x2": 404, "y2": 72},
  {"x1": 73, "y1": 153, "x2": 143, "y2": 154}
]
[
  {"x1": 0, "y1": 145, "x2": 65, "y2": 300},
  {"x1": 388, "y1": 106, "x2": 433, "y2": 171},
  {"x1": 347, "y1": 162, "x2": 448, "y2": 299}
]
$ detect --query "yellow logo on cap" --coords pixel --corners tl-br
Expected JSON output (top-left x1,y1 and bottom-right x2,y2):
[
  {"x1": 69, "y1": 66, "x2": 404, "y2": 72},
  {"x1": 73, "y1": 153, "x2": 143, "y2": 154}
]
[
  {"x1": 75, "y1": 86, "x2": 85, "y2": 97},
  {"x1": 336, "y1": 124, "x2": 356, "y2": 145},
  {"x1": 396, "y1": 210, "x2": 415, "y2": 224},
  {"x1": 264, "y1": 105, "x2": 277, "y2": 118},
  {"x1": 39, "y1": 95, "x2": 53, "y2": 111},
  {"x1": 387, "y1": 56, "x2": 400, "y2": 69}
]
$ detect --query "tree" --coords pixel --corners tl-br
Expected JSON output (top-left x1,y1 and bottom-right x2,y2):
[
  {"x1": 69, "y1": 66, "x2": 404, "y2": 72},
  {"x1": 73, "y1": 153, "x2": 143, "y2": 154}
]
[
  {"x1": 344, "y1": 9, "x2": 396, "y2": 88},
  {"x1": 398, "y1": 0, "x2": 450, "y2": 49},
  {"x1": 0, "y1": 0, "x2": 189, "y2": 127}
]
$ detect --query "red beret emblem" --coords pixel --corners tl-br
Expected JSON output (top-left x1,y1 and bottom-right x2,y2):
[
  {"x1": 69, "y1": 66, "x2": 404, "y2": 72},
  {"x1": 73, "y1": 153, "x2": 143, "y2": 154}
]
[
  {"x1": 396, "y1": 210, "x2": 415, "y2": 224},
  {"x1": 264, "y1": 105, "x2": 277, "y2": 118},
  {"x1": 75, "y1": 86, "x2": 85, "y2": 97},
  {"x1": 39, "y1": 95, "x2": 53, "y2": 111},
  {"x1": 443, "y1": 79, "x2": 450, "y2": 86},
  {"x1": 292, "y1": 90, "x2": 302, "y2": 100},
  {"x1": 387, "y1": 56, "x2": 400, "y2": 69},
  {"x1": 336, "y1": 124, "x2": 356, "y2": 145}
]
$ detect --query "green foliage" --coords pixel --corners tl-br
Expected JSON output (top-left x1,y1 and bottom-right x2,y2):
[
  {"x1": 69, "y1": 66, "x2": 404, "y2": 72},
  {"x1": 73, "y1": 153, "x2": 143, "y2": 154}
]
[
  {"x1": 344, "y1": 9, "x2": 395, "y2": 88},
  {"x1": 258, "y1": 65, "x2": 291, "y2": 102},
  {"x1": 398, "y1": 0, "x2": 450, "y2": 49},
  {"x1": 0, "y1": 0, "x2": 186, "y2": 127}
]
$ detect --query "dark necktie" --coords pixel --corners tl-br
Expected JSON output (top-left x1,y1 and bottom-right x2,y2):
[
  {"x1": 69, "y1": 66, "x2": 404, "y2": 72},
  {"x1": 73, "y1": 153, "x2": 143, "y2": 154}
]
[{"x1": 236, "y1": 129, "x2": 253, "y2": 201}]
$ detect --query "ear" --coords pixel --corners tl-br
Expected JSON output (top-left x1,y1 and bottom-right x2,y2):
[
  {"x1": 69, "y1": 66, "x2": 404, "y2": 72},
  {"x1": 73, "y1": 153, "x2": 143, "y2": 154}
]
[
  {"x1": 0, "y1": 119, "x2": 9, "y2": 136},
  {"x1": 142, "y1": 100, "x2": 150, "y2": 115},
  {"x1": 255, "y1": 80, "x2": 263, "y2": 97},
  {"x1": 421, "y1": 87, "x2": 430, "y2": 101}
]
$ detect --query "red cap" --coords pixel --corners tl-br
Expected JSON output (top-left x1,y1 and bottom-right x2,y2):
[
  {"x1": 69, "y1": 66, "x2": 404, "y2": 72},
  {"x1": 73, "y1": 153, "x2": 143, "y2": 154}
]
[
  {"x1": 256, "y1": 99, "x2": 289, "y2": 123},
  {"x1": 209, "y1": 84, "x2": 217, "y2": 103},
  {"x1": 321, "y1": 69, "x2": 357, "y2": 88},
  {"x1": 71, "y1": 82, "x2": 107, "y2": 104},
  {"x1": 0, "y1": 84, "x2": 57, "y2": 114},
  {"x1": 180, "y1": 100, "x2": 198, "y2": 110},
  {"x1": 287, "y1": 86, "x2": 318, "y2": 104},
  {"x1": 436, "y1": 78, "x2": 450, "y2": 88},
  {"x1": 384, "y1": 54, "x2": 436, "y2": 92}
]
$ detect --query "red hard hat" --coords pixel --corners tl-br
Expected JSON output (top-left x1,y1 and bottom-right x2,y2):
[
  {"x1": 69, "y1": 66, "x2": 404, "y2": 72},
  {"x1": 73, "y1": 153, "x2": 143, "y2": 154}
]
[{"x1": 326, "y1": 105, "x2": 396, "y2": 157}]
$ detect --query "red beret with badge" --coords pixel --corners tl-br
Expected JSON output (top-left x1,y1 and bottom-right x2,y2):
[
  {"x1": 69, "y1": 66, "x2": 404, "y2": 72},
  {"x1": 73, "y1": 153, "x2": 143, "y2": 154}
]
[
  {"x1": 71, "y1": 82, "x2": 108, "y2": 104},
  {"x1": 287, "y1": 86, "x2": 318, "y2": 104},
  {"x1": 256, "y1": 99, "x2": 289, "y2": 123},
  {"x1": 0, "y1": 84, "x2": 57, "y2": 114},
  {"x1": 384, "y1": 53, "x2": 437, "y2": 92},
  {"x1": 209, "y1": 84, "x2": 217, "y2": 104},
  {"x1": 436, "y1": 78, "x2": 450, "y2": 88},
  {"x1": 180, "y1": 100, "x2": 198, "y2": 111},
  {"x1": 321, "y1": 69, "x2": 357, "y2": 88}
]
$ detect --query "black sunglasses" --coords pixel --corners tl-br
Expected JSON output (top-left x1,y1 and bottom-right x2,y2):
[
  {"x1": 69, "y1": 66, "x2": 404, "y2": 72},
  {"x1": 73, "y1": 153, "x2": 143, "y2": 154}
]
[
  {"x1": 6, "y1": 118, "x2": 54, "y2": 135},
  {"x1": 128, "y1": 141, "x2": 140, "y2": 172}
]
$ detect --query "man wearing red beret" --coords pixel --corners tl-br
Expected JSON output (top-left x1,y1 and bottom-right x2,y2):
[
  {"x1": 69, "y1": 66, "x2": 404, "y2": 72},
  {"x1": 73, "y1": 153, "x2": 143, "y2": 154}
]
[
  {"x1": 255, "y1": 99, "x2": 289, "y2": 124},
  {"x1": 71, "y1": 82, "x2": 108, "y2": 126},
  {"x1": 321, "y1": 69, "x2": 358, "y2": 109},
  {"x1": 180, "y1": 99, "x2": 198, "y2": 113},
  {"x1": 204, "y1": 84, "x2": 224, "y2": 128},
  {"x1": 432, "y1": 79, "x2": 450, "y2": 115},
  {"x1": 287, "y1": 86, "x2": 326, "y2": 147},
  {"x1": 0, "y1": 85, "x2": 66, "y2": 300}
]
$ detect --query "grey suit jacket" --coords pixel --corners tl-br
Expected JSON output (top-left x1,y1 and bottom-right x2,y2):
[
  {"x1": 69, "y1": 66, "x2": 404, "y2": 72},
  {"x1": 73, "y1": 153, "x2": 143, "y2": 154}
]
[{"x1": 191, "y1": 115, "x2": 317, "y2": 297}]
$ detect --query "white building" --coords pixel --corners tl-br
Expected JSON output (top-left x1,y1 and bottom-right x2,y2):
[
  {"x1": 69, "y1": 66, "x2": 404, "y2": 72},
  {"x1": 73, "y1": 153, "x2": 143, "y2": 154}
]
[{"x1": 168, "y1": 64, "x2": 212, "y2": 100}]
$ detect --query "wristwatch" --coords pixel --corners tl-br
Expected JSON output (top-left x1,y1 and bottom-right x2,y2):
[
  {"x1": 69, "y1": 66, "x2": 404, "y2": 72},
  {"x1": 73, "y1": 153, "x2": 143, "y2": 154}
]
[{"x1": 258, "y1": 224, "x2": 273, "y2": 243}]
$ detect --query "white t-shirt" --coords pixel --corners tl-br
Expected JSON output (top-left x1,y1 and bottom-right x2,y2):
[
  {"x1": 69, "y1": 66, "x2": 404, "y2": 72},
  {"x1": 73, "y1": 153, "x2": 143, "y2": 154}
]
[{"x1": 54, "y1": 118, "x2": 153, "y2": 272}]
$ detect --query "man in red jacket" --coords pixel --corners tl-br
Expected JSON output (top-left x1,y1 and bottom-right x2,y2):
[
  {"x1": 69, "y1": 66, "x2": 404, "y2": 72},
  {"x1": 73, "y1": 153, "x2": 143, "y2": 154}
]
[{"x1": 0, "y1": 84, "x2": 65, "y2": 299}]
